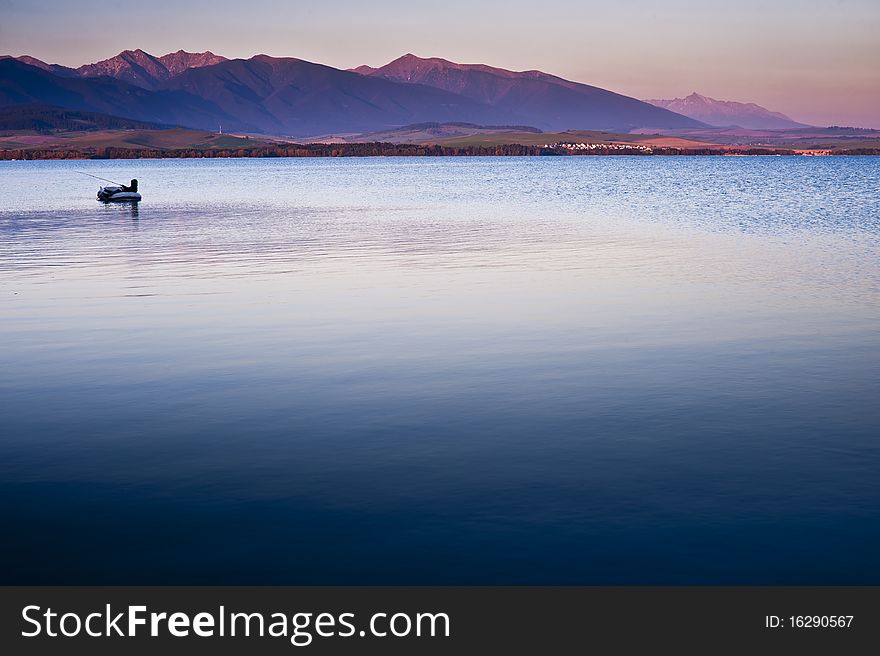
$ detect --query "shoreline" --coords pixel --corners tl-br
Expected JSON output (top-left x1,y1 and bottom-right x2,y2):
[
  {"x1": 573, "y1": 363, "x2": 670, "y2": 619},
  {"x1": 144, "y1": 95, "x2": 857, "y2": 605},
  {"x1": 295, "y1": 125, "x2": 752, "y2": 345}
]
[{"x1": 2, "y1": 143, "x2": 878, "y2": 160}]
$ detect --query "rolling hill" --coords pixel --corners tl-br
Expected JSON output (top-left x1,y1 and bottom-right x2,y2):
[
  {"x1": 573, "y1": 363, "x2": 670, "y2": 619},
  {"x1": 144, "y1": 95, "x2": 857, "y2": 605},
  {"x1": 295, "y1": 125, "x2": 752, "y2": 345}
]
[
  {"x1": 329, "y1": 122, "x2": 544, "y2": 144},
  {"x1": 0, "y1": 104, "x2": 169, "y2": 131},
  {"x1": 0, "y1": 127, "x2": 271, "y2": 152}
]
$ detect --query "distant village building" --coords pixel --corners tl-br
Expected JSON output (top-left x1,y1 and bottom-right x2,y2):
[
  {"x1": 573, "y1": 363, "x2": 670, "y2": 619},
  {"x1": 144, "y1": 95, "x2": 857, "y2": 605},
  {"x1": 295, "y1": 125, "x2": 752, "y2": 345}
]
[{"x1": 542, "y1": 142, "x2": 653, "y2": 153}]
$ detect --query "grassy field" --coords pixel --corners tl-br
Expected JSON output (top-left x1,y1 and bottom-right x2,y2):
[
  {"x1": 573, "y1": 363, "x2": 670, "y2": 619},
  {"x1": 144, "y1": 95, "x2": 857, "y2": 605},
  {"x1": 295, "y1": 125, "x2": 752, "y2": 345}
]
[
  {"x1": 0, "y1": 128, "x2": 271, "y2": 151},
  {"x1": 0, "y1": 125, "x2": 723, "y2": 152},
  {"x1": 643, "y1": 127, "x2": 880, "y2": 149},
  {"x1": 762, "y1": 138, "x2": 880, "y2": 151},
  {"x1": 324, "y1": 123, "x2": 543, "y2": 145},
  {"x1": 2, "y1": 126, "x2": 876, "y2": 156},
  {"x1": 426, "y1": 130, "x2": 722, "y2": 149}
]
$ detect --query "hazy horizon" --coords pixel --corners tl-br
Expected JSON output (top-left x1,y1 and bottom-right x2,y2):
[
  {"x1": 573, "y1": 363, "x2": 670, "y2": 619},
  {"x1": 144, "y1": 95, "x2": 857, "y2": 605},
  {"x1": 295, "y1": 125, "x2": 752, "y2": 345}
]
[{"x1": 1, "y1": 0, "x2": 878, "y2": 128}]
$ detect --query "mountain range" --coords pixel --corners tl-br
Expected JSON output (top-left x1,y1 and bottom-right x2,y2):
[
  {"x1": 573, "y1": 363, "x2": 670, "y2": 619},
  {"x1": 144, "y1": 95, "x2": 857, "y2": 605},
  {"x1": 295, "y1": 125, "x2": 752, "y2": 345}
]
[
  {"x1": 1, "y1": 49, "x2": 806, "y2": 137},
  {"x1": 645, "y1": 92, "x2": 810, "y2": 129},
  {"x1": 77, "y1": 49, "x2": 229, "y2": 89},
  {"x1": 0, "y1": 58, "x2": 242, "y2": 131},
  {"x1": 351, "y1": 54, "x2": 701, "y2": 133}
]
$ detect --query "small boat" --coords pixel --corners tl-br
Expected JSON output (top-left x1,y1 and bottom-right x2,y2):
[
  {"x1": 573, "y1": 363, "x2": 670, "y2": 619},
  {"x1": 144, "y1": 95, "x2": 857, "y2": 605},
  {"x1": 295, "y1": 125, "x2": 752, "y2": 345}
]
[{"x1": 97, "y1": 185, "x2": 141, "y2": 202}]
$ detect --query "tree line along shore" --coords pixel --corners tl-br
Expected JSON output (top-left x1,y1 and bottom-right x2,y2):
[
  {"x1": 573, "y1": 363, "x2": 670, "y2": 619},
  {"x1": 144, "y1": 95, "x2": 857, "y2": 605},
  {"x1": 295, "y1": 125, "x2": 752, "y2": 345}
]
[{"x1": 2, "y1": 143, "x2": 878, "y2": 160}]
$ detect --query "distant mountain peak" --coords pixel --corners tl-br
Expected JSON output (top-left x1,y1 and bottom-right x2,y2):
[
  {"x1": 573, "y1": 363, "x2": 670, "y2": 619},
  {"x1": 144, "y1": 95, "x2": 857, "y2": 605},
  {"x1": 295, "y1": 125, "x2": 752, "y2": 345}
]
[
  {"x1": 76, "y1": 49, "x2": 228, "y2": 89},
  {"x1": 166, "y1": 49, "x2": 219, "y2": 56},
  {"x1": 7, "y1": 55, "x2": 78, "y2": 77},
  {"x1": 159, "y1": 50, "x2": 227, "y2": 76},
  {"x1": 377, "y1": 53, "x2": 528, "y2": 79},
  {"x1": 645, "y1": 92, "x2": 810, "y2": 129},
  {"x1": 15, "y1": 55, "x2": 57, "y2": 68},
  {"x1": 77, "y1": 49, "x2": 168, "y2": 88}
]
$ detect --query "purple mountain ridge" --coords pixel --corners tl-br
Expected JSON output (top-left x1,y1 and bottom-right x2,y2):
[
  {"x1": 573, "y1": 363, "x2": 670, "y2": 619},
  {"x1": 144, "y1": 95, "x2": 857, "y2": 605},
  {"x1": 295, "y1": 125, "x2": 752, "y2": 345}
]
[
  {"x1": 645, "y1": 92, "x2": 810, "y2": 129},
  {"x1": 3, "y1": 49, "x2": 713, "y2": 136},
  {"x1": 76, "y1": 49, "x2": 228, "y2": 90},
  {"x1": 6, "y1": 50, "x2": 228, "y2": 90},
  {"x1": 160, "y1": 55, "x2": 511, "y2": 135},
  {"x1": 7, "y1": 55, "x2": 78, "y2": 78},
  {"x1": 0, "y1": 58, "x2": 248, "y2": 131},
  {"x1": 357, "y1": 54, "x2": 705, "y2": 132}
]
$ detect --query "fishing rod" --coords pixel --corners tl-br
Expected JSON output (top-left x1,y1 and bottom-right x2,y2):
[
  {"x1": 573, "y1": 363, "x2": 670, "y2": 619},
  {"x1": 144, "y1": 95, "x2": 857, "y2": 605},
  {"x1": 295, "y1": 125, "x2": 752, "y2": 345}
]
[{"x1": 75, "y1": 171, "x2": 124, "y2": 186}]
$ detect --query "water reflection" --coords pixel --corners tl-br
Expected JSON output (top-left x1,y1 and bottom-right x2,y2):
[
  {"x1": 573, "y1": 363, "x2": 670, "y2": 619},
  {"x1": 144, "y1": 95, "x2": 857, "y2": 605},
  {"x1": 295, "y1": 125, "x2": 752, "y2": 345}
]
[{"x1": 97, "y1": 200, "x2": 139, "y2": 221}]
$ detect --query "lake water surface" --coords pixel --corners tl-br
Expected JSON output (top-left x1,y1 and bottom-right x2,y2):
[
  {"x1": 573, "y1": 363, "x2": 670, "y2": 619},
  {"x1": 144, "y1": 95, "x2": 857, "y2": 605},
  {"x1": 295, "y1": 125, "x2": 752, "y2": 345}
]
[{"x1": 1, "y1": 156, "x2": 878, "y2": 583}]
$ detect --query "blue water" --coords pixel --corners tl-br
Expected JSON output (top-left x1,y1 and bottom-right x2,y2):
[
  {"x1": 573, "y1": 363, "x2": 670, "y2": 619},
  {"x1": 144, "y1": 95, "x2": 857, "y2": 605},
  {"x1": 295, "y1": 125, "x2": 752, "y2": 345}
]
[{"x1": 1, "y1": 156, "x2": 878, "y2": 584}]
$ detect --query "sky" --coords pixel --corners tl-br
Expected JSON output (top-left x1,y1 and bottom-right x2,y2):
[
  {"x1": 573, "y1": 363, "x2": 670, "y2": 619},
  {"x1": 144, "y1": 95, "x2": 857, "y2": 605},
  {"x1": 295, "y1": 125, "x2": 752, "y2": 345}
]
[{"x1": 1, "y1": 0, "x2": 878, "y2": 127}]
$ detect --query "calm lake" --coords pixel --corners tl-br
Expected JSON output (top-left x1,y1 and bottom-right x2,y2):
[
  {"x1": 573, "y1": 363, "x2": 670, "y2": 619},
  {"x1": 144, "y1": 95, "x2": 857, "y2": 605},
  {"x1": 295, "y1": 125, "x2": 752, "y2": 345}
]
[{"x1": 1, "y1": 156, "x2": 878, "y2": 584}]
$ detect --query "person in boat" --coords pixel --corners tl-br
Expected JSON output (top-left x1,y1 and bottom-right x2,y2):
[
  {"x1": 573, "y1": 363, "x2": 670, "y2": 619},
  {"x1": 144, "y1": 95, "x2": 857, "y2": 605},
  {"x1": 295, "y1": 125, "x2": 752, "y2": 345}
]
[{"x1": 120, "y1": 179, "x2": 138, "y2": 193}]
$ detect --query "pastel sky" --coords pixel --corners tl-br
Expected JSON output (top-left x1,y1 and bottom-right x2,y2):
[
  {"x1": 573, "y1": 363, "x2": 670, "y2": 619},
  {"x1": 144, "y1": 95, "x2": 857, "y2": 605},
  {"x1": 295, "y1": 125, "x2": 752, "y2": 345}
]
[{"x1": 2, "y1": 0, "x2": 878, "y2": 127}]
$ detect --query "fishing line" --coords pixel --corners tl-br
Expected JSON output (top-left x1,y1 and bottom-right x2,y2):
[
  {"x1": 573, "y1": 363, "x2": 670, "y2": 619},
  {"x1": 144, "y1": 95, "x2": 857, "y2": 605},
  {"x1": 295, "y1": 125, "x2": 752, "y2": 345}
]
[{"x1": 75, "y1": 171, "x2": 124, "y2": 185}]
